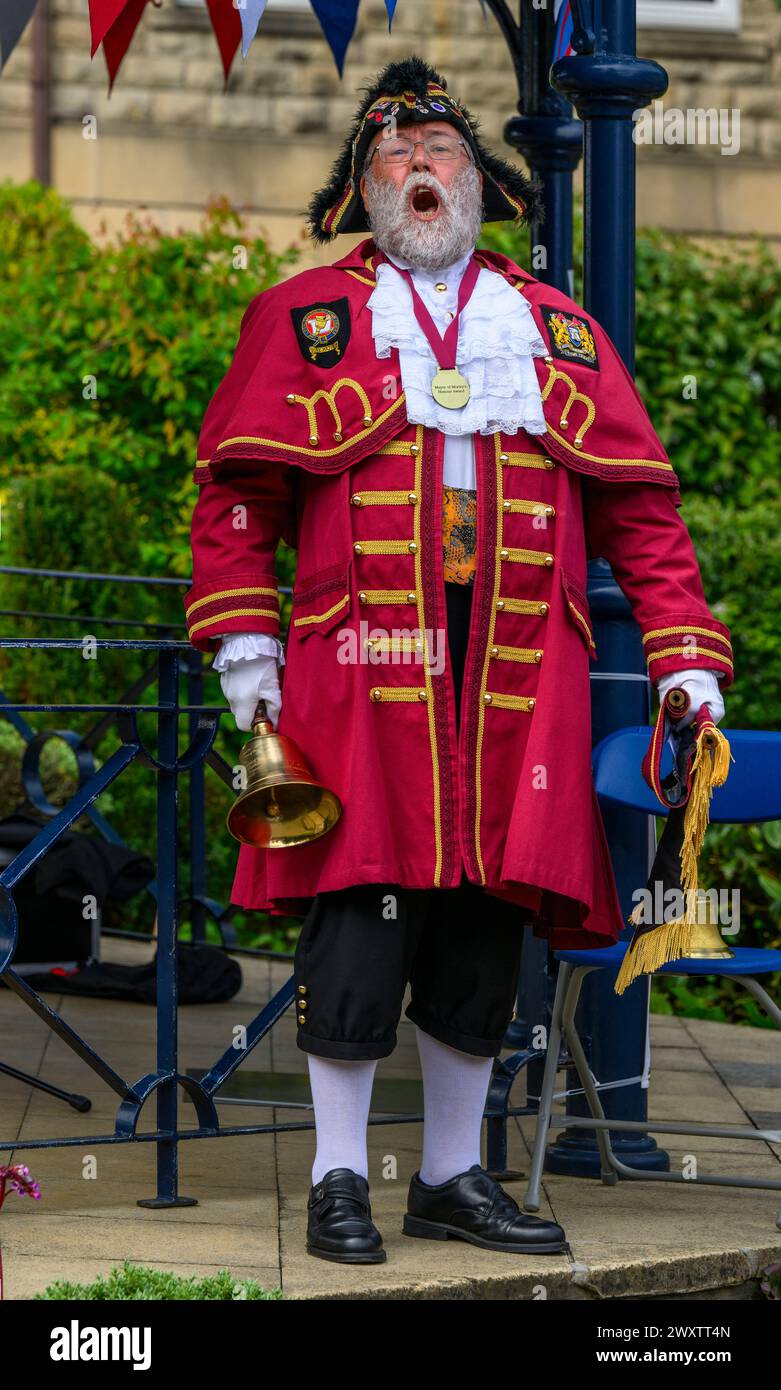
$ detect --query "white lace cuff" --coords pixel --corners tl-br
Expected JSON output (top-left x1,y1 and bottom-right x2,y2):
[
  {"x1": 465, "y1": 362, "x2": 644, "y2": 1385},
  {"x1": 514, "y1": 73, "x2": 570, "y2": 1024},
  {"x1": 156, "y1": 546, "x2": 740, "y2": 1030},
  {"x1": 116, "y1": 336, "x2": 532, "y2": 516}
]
[{"x1": 212, "y1": 632, "x2": 285, "y2": 672}]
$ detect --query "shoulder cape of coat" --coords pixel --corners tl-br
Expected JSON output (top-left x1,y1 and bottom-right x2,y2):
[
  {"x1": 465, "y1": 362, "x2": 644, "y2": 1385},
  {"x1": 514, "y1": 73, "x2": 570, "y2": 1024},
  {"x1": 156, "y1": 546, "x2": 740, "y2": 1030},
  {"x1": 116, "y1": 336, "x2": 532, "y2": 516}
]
[{"x1": 193, "y1": 237, "x2": 680, "y2": 501}]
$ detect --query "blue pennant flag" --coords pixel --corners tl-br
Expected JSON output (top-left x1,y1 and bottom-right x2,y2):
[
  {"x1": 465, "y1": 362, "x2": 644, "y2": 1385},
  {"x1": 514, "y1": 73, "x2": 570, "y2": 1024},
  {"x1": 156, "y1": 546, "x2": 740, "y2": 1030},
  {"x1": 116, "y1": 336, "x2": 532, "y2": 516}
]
[
  {"x1": 238, "y1": 0, "x2": 269, "y2": 59},
  {"x1": 384, "y1": 0, "x2": 397, "y2": 26},
  {"x1": 0, "y1": 0, "x2": 39, "y2": 71},
  {"x1": 310, "y1": 0, "x2": 360, "y2": 76},
  {"x1": 553, "y1": 0, "x2": 575, "y2": 61}
]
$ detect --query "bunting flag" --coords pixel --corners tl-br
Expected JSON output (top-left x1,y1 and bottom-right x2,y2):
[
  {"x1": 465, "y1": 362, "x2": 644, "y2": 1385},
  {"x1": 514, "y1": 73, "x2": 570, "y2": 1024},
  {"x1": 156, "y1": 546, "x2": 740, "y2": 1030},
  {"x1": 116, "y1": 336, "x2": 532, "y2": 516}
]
[
  {"x1": 614, "y1": 693, "x2": 733, "y2": 996},
  {"x1": 310, "y1": 0, "x2": 360, "y2": 76},
  {"x1": 553, "y1": 0, "x2": 575, "y2": 61},
  {"x1": 102, "y1": 0, "x2": 150, "y2": 91},
  {"x1": 88, "y1": 0, "x2": 131, "y2": 58},
  {"x1": 0, "y1": 0, "x2": 38, "y2": 71},
  {"x1": 2, "y1": 0, "x2": 400, "y2": 85},
  {"x1": 239, "y1": 0, "x2": 269, "y2": 60},
  {"x1": 205, "y1": 0, "x2": 242, "y2": 84}
]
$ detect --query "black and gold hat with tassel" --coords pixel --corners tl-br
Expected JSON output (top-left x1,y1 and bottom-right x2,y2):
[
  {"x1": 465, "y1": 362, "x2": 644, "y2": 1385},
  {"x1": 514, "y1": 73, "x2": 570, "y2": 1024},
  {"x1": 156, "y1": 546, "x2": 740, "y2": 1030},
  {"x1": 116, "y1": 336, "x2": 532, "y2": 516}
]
[
  {"x1": 614, "y1": 688, "x2": 733, "y2": 996},
  {"x1": 306, "y1": 55, "x2": 541, "y2": 243}
]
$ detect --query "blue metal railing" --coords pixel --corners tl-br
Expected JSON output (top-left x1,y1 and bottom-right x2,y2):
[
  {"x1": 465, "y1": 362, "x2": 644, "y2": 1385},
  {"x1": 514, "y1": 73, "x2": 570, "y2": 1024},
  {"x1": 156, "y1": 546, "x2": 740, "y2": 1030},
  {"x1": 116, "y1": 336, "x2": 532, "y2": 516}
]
[{"x1": 0, "y1": 568, "x2": 537, "y2": 1201}]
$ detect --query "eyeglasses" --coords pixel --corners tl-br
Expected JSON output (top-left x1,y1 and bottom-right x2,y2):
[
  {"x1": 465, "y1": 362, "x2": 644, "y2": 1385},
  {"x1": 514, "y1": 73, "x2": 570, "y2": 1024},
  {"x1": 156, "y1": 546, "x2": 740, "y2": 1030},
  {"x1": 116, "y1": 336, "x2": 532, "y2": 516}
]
[{"x1": 365, "y1": 134, "x2": 472, "y2": 170}]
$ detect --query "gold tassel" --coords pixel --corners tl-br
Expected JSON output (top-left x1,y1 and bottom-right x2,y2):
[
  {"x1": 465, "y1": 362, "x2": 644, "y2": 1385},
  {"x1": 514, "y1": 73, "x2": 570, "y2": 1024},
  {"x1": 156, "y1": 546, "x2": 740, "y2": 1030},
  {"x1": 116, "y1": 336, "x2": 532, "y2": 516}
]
[
  {"x1": 614, "y1": 909, "x2": 695, "y2": 995},
  {"x1": 680, "y1": 723, "x2": 732, "y2": 922},
  {"x1": 615, "y1": 723, "x2": 733, "y2": 996}
]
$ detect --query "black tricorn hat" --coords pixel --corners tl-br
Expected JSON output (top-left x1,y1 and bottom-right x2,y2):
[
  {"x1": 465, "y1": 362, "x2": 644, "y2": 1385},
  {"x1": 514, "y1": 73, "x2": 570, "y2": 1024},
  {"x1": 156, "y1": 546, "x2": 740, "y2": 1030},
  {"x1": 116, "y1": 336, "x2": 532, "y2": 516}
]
[{"x1": 307, "y1": 55, "x2": 541, "y2": 243}]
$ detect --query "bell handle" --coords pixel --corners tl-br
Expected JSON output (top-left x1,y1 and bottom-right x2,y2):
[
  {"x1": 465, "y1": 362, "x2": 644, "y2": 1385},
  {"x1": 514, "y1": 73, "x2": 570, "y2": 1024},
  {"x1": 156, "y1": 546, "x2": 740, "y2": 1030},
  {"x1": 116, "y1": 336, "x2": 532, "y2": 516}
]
[{"x1": 250, "y1": 700, "x2": 274, "y2": 737}]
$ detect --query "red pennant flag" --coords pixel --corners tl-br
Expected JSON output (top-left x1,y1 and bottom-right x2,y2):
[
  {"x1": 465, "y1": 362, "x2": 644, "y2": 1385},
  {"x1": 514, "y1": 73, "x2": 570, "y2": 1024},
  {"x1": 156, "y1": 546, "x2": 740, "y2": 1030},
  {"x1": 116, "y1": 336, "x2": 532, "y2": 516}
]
[
  {"x1": 204, "y1": 0, "x2": 242, "y2": 87},
  {"x1": 88, "y1": 0, "x2": 132, "y2": 58},
  {"x1": 102, "y1": 0, "x2": 150, "y2": 91}
]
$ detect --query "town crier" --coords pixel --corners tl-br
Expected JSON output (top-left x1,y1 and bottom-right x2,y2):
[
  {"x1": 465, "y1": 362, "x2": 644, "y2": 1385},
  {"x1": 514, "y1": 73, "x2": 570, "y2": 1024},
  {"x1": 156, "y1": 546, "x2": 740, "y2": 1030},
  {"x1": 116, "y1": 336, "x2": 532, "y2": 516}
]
[{"x1": 185, "y1": 57, "x2": 732, "y2": 1265}]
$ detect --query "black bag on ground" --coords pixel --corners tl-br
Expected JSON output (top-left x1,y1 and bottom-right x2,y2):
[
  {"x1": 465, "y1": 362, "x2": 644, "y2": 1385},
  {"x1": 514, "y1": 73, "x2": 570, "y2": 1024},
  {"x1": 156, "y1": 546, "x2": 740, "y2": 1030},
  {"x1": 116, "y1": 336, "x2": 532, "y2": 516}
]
[{"x1": 20, "y1": 942, "x2": 243, "y2": 1004}]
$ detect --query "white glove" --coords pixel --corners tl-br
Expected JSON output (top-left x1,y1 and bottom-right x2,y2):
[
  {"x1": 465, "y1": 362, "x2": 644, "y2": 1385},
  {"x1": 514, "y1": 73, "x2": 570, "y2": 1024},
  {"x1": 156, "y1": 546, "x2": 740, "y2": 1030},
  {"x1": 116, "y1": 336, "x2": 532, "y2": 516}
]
[
  {"x1": 655, "y1": 668, "x2": 725, "y2": 728},
  {"x1": 213, "y1": 633, "x2": 284, "y2": 732}
]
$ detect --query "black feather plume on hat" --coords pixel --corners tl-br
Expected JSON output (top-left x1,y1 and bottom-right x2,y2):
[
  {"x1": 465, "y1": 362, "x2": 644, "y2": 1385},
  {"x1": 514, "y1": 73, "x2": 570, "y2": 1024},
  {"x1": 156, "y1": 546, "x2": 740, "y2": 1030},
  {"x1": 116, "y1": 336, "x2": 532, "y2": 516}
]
[{"x1": 306, "y1": 55, "x2": 542, "y2": 244}]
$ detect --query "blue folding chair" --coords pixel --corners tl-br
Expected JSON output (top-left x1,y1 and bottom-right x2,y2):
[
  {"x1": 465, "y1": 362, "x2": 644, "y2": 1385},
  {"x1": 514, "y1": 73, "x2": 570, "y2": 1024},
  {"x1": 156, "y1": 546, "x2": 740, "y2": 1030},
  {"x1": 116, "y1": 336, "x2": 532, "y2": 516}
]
[{"x1": 524, "y1": 728, "x2": 781, "y2": 1224}]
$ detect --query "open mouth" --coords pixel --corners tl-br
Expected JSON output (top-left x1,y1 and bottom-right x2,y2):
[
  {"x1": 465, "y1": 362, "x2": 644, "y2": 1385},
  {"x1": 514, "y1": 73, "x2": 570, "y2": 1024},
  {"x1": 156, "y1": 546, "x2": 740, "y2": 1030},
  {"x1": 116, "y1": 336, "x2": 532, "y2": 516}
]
[{"x1": 409, "y1": 185, "x2": 441, "y2": 221}]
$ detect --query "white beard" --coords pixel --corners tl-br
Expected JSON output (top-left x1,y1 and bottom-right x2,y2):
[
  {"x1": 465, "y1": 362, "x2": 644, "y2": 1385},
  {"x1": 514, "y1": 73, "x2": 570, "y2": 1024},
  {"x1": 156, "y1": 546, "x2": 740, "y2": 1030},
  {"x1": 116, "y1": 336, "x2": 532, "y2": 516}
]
[{"x1": 363, "y1": 163, "x2": 484, "y2": 272}]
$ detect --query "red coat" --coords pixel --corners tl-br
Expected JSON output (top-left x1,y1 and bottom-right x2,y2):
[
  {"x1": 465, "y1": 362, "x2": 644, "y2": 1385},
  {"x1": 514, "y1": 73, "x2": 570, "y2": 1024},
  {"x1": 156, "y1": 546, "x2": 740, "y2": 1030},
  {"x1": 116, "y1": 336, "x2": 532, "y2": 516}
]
[{"x1": 185, "y1": 238, "x2": 734, "y2": 949}]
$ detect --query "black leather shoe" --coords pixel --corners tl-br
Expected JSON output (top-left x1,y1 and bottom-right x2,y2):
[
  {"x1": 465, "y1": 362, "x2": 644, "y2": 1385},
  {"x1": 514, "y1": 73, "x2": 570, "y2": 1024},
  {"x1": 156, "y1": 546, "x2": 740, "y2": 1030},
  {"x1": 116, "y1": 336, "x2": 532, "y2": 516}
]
[
  {"x1": 404, "y1": 1164, "x2": 569, "y2": 1254},
  {"x1": 306, "y1": 1167, "x2": 387, "y2": 1264}
]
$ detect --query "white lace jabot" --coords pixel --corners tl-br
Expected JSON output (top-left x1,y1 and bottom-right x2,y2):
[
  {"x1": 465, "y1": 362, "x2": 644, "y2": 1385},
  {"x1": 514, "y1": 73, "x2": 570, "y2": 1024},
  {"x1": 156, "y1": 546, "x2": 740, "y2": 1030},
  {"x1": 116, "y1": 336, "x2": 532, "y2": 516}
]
[{"x1": 366, "y1": 248, "x2": 549, "y2": 438}]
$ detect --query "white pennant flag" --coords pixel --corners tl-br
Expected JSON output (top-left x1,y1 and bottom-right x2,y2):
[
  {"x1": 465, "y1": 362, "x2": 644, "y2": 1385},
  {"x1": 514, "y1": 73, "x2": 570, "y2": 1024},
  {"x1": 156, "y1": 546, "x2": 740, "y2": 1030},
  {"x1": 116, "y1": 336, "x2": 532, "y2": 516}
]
[{"x1": 236, "y1": 0, "x2": 269, "y2": 60}]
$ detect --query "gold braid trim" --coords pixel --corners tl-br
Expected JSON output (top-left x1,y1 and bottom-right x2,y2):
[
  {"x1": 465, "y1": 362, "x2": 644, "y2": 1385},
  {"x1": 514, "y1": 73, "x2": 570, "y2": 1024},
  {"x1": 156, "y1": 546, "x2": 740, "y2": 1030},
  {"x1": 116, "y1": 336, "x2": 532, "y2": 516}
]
[
  {"x1": 354, "y1": 539, "x2": 414, "y2": 555},
  {"x1": 490, "y1": 645, "x2": 543, "y2": 665}
]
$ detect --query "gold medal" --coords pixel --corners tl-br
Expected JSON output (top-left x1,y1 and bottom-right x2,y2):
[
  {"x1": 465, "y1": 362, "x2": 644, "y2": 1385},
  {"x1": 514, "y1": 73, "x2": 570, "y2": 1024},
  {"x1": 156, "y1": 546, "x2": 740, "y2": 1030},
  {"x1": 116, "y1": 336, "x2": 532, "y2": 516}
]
[{"x1": 431, "y1": 368, "x2": 471, "y2": 409}]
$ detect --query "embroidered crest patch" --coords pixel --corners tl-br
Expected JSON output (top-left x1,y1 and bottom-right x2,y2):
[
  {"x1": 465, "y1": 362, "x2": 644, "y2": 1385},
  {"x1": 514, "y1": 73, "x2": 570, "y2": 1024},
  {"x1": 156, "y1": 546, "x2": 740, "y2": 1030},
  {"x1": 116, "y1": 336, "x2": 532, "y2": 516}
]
[
  {"x1": 291, "y1": 297, "x2": 351, "y2": 369},
  {"x1": 542, "y1": 306, "x2": 599, "y2": 371}
]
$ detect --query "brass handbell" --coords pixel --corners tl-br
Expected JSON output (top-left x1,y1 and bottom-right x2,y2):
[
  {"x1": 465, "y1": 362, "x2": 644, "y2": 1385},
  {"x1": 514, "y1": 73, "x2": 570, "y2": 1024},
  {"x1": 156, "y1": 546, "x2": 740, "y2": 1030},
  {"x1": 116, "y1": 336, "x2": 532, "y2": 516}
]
[
  {"x1": 226, "y1": 701, "x2": 342, "y2": 849},
  {"x1": 686, "y1": 889, "x2": 735, "y2": 960}
]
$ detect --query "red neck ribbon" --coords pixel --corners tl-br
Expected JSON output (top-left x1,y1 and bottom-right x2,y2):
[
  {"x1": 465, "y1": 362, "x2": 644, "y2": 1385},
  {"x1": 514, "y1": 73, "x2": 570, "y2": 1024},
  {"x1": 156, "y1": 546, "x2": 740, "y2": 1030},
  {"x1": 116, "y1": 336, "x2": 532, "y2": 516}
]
[{"x1": 375, "y1": 251, "x2": 482, "y2": 371}]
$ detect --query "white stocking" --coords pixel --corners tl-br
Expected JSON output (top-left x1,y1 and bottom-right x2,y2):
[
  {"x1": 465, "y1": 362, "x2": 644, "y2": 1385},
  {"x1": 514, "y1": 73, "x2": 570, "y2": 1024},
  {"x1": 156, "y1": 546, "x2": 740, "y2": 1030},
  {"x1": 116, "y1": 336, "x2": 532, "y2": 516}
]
[
  {"x1": 415, "y1": 1026, "x2": 494, "y2": 1186},
  {"x1": 306, "y1": 1054, "x2": 378, "y2": 1185}
]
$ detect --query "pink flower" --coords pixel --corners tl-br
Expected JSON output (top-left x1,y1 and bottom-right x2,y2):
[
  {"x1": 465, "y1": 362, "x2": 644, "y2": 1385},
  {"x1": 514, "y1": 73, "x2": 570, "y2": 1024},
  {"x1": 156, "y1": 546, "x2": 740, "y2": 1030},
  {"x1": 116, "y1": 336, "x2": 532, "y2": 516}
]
[{"x1": 0, "y1": 1165, "x2": 41, "y2": 1208}]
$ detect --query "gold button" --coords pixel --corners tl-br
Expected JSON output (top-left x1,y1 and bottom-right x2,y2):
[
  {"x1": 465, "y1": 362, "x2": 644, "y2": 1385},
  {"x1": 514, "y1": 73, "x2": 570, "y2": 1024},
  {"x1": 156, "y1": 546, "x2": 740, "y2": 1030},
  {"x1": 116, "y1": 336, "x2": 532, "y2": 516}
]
[
  {"x1": 351, "y1": 494, "x2": 363, "y2": 507},
  {"x1": 333, "y1": 431, "x2": 343, "y2": 442},
  {"x1": 483, "y1": 693, "x2": 493, "y2": 705},
  {"x1": 528, "y1": 698, "x2": 536, "y2": 710},
  {"x1": 408, "y1": 492, "x2": 418, "y2": 504},
  {"x1": 370, "y1": 688, "x2": 381, "y2": 701},
  {"x1": 417, "y1": 689, "x2": 427, "y2": 702},
  {"x1": 544, "y1": 458, "x2": 555, "y2": 470},
  {"x1": 499, "y1": 453, "x2": 509, "y2": 463},
  {"x1": 364, "y1": 637, "x2": 376, "y2": 649},
  {"x1": 410, "y1": 443, "x2": 420, "y2": 455},
  {"x1": 539, "y1": 602, "x2": 549, "y2": 615},
  {"x1": 298, "y1": 1014, "x2": 307, "y2": 1025},
  {"x1": 297, "y1": 985, "x2": 308, "y2": 995},
  {"x1": 502, "y1": 500, "x2": 511, "y2": 512},
  {"x1": 298, "y1": 999, "x2": 308, "y2": 1010},
  {"x1": 545, "y1": 355, "x2": 553, "y2": 364},
  {"x1": 407, "y1": 591, "x2": 416, "y2": 603},
  {"x1": 444, "y1": 310, "x2": 454, "y2": 321},
  {"x1": 363, "y1": 414, "x2": 372, "y2": 427},
  {"x1": 286, "y1": 393, "x2": 296, "y2": 404},
  {"x1": 560, "y1": 416, "x2": 569, "y2": 430},
  {"x1": 534, "y1": 650, "x2": 543, "y2": 663},
  {"x1": 543, "y1": 554, "x2": 554, "y2": 567},
  {"x1": 545, "y1": 505, "x2": 555, "y2": 516},
  {"x1": 359, "y1": 591, "x2": 368, "y2": 604},
  {"x1": 500, "y1": 548, "x2": 509, "y2": 561},
  {"x1": 574, "y1": 436, "x2": 584, "y2": 448},
  {"x1": 353, "y1": 542, "x2": 364, "y2": 555},
  {"x1": 309, "y1": 434, "x2": 318, "y2": 446},
  {"x1": 496, "y1": 600, "x2": 505, "y2": 611},
  {"x1": 435, "y1": 282, "x2": 447, "y2": 292},
  {"x1": 408, "y1": 541, "x2": 417, "y2": 554},
  {"x1": 490, "y1": 646, "x2": 499, "y2": 657}
]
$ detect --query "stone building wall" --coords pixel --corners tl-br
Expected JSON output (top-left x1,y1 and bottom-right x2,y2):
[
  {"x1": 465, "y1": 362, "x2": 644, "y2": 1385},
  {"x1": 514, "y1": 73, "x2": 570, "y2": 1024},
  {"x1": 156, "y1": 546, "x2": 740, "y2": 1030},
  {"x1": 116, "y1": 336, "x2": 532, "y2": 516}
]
[{"x1": 1, "y1": 0, "x2": 779, "y2": 267}]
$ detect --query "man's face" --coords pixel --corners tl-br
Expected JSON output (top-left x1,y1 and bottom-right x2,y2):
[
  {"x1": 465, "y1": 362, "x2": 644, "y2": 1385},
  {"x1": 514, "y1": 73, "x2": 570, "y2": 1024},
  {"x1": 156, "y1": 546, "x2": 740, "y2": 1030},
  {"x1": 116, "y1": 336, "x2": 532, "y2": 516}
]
[{"x1": 359, "y1": 119, "x2": 485, "y2": 272}]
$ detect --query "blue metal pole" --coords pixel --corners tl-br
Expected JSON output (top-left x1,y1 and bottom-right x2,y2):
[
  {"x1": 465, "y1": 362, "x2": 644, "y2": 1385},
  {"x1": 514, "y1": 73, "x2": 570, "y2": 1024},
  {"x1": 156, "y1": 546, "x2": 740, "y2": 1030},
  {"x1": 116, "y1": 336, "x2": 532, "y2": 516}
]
[
  {"x1": 138, "y1": 647, "x2": 197, "y2": 1207},
  {"x1": 543, "y1": 1, "x2": 671, "y2": 1177},
  {"x1": 490, "y1": 3, "x2": 582, "y2": 1080}
]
